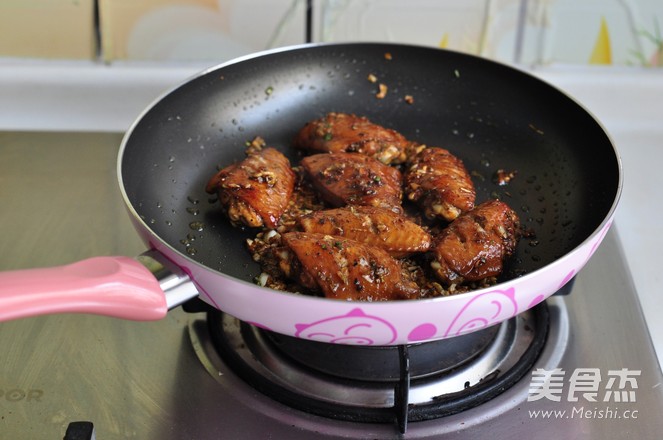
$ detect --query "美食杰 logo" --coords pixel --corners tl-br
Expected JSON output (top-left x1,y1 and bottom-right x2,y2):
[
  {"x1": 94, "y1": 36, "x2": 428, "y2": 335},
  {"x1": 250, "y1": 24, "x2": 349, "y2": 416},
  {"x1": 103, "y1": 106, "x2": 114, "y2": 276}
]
[{"x1": 527, "y1": 368, "x2": 642, "y2": 420}]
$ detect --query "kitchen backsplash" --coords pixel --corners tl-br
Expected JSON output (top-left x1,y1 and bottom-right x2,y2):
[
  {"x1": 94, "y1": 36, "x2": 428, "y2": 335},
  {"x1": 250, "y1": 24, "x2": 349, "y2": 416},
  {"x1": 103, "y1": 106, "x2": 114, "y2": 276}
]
[
  {"x1": 0, "y1": 0, "x2": 96, "y2": 59},
  {"x1": 0, "y1": 0, "x2": 661, "y2": 66}
]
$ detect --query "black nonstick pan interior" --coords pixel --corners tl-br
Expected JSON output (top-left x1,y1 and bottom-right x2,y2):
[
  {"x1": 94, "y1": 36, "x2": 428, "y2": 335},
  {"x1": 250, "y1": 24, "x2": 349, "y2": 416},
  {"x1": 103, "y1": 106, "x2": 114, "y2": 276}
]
[{"x1": 120, "y1": 43, "x2": 620, "y2": 285}]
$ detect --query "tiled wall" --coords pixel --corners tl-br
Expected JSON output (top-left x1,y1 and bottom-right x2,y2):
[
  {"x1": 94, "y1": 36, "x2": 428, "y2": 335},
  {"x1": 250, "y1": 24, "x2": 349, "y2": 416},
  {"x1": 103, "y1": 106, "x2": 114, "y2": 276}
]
[
  {"x1": 98, "y1": 0, "x2": 304, "y2": 61},
  {"x1": 0, "y1": 0, "x2": 661, "y2": 66},
  {"x1": 0, "y1": 0, "x2": 96, "y2": 59},
  {"x1": 316, "y1": 0, "x2": 663, "y2": 66}
]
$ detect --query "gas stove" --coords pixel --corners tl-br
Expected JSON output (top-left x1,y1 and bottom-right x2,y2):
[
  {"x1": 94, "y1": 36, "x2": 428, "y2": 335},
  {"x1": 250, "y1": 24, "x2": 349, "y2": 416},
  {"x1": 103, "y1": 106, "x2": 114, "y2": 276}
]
[
  {"x1": 1, "y1": 224, "x2": 661, "y2": 438},
  {"x1": 0, "y1": 129, "x2": 661, "y2": 439}
]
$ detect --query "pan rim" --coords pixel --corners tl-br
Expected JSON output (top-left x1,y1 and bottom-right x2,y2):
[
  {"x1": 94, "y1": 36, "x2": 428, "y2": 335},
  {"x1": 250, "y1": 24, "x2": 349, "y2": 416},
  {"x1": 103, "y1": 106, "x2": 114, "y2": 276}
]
[{"x1": 117, "y1": 41, "x2": 623, "y2": 306}]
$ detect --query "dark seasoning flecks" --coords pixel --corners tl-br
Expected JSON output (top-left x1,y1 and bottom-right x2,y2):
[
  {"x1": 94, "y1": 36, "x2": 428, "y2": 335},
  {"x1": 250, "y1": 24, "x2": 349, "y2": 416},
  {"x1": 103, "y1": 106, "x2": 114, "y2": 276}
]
[{"x1": 182, "y1": 49, "x2": 546, "y2": 293}]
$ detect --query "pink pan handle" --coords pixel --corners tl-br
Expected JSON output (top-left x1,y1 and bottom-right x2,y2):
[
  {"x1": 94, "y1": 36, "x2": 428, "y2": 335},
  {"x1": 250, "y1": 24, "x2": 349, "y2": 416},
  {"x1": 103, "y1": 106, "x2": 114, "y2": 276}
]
[{"x1": 0, "y1": 256, "x2": 168, "y2": 322}]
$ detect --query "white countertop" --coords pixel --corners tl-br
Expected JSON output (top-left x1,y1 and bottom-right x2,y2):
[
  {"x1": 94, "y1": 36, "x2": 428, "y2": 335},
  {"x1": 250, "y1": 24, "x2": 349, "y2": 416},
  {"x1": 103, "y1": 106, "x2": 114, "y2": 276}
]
[{"x1": 1, "y1": 58, "x2": 661, "y2": 363}]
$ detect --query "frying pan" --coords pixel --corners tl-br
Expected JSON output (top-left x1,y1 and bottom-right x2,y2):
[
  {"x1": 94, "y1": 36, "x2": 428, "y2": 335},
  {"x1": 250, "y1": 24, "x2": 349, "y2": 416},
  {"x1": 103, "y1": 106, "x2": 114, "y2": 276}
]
[{"x1": 0, "y1": 43, "x2": 621, "y2": 345}]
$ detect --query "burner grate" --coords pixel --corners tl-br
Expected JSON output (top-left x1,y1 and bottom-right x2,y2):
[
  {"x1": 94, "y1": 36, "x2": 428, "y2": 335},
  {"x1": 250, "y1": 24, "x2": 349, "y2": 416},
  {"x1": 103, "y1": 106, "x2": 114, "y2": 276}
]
[
  {"x1": 206, "y1": 302, "x2": 549, "y2": 434},
  {"x1": 263, "y1": 320, "x2": 500, "y2": 381}
]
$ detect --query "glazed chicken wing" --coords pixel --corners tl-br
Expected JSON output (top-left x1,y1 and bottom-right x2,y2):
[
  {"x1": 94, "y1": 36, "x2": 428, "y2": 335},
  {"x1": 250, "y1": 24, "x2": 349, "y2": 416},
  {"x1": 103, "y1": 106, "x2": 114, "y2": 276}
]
[
  {"x1": 206, "y1": 146, "x2": 295, "y2": 229},
  {"x1": 404, "y1": 146, "x2": 475, "y2": 222},
  {"x1": 298, "y1": 206, "x2": 432, "y2": 257},
  {"x1": 430, "y1": 199, "x2": 520, "y2": 286},
  {"x1": 294, "y1": 112, "x2": 410, "y2": 165},
  {"x1": 301, "y1": 152, "x2": 403, "y2": 212},
  {"x1": 280, "y1": 232, "x2": 422, "y2": 301}
]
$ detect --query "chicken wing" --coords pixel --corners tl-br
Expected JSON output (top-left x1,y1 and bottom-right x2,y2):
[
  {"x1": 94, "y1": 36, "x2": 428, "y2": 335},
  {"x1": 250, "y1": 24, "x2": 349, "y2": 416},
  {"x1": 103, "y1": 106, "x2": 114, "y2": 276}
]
[
  {"x1": 301, "y1": 152, "x2": 403, "y2": 212},
  {"x1": 430, "y1": 199, "x2": 520, "y2": 286},
  {"x1": 404, "y1": 146, "x2": 475, "y2": 222},
  {"x1": 297, "y1": 206, "x2": 432, "y2": 257},
  {"x1": 280, "y1": 232, "x2": 422, "y2": 301},
  {"x1": 294, "y1": 112, "x2": 410, "y2": 165},
  {"x1": 206, "y1": 146, "x2": 295, "y2": 229}
]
